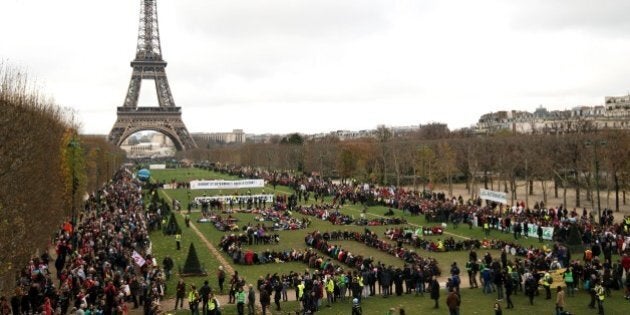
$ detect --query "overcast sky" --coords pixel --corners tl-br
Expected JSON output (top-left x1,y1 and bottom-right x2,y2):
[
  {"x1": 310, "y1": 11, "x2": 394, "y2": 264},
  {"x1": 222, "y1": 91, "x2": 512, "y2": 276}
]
[{"x1": 2, "y1": 0, "x2": 630, "y2": 135}]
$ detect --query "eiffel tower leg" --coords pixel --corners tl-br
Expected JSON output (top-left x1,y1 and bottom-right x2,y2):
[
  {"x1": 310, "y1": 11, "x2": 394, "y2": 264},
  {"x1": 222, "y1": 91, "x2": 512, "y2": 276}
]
[
  {"x1": 123, "y1": 74, "x2": 142, "y2": 108},
  {"x1": 155, "y1": 72, "x2": 175, "y2": 108}
]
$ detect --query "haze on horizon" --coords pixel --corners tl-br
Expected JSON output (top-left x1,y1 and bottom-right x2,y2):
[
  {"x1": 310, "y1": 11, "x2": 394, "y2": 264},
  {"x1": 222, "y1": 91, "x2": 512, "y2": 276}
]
[{"x1": 2, "y1": 0, "x2": 630, "y2": 135}]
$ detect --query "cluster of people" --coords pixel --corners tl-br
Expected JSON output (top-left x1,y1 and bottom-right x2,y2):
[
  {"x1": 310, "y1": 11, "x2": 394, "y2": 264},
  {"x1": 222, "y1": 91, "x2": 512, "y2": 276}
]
[
  {"x1": 305, "y1": 231, "x2": 444, "y2": 297},
  {"x1": 3, "y1": 170, "x2": 167, "y2": 315},
  {"x1": 296, "y1": 204, "x2": 407, "y2": 226}
]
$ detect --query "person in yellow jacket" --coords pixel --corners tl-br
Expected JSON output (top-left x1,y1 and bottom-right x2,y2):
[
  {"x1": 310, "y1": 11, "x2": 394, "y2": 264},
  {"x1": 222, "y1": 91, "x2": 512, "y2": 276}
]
[
  {"x1": 188, "y1": 285, "x2": 200, "y2": 315},
  {"x1": 297, "y1": 281, "x2": 305, "y2": 310},
  {"x1": 595, "y1": 281, "x2": 605, "y2": 315},
  {"x1": 326, "y1": 276, "x2": 335, "y2": 307},
  {"x1": 542, "y1": 272, "x2": 552, "y2": 300},
  {"x1": 175, "y1": 233, "x2": 181, "y2": 250},
  {"x1": 207, "y1": 293, "x2": 220, "y2": 315}
]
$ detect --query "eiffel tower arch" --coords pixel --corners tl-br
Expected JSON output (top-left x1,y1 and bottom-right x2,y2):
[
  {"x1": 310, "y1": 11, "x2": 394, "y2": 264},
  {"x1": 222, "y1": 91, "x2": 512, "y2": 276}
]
[{"x1": 109, "y1": 0, "x2": 197, "y2": 151}]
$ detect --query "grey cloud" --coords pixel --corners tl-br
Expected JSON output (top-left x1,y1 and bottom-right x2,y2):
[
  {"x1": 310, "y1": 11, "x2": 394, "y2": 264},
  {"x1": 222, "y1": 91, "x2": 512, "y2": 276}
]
[
  {"x1": 171, "y1": 0, "x2": 392, "y2": 39},
  {"x1": 509, "y1": 0, "x2": 630, "y2": 35}
]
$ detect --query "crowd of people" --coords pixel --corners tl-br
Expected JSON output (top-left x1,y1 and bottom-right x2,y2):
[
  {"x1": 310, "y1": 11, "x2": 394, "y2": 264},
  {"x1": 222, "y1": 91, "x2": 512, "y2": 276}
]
[{"x1": 2, "y1": 170, "x2": 166, "y2": 315}]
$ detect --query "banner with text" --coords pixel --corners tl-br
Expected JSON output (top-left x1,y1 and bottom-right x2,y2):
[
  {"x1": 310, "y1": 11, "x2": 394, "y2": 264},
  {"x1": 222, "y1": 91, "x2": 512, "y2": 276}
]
[
  {"x1": 480, "y1": 188, "x2": 508, "y2": 204},
  {"x1": 194, "y1": 194, "x2": 275, "y2": 203},
  {"x1": 521, "y1": 223, "x2": 554, "y2": 241},
  {"x1": 190, "y1": 179, "x2": 265, "y2": 190},
  {"x1": 149, "y1": 164, "x2": 166, "y2": 170}
]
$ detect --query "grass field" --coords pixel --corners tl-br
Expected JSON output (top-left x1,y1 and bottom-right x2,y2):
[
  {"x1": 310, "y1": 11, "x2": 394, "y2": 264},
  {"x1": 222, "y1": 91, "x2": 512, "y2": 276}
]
[{"x1": 147, "y1": 168, "x2": 629, "y2": 315}]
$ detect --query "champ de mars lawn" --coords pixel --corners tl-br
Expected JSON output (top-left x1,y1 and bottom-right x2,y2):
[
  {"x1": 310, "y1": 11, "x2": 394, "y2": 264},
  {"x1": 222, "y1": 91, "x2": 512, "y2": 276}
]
[{"x1": 147, "y1": 168, "x2": 628, "y2": 315}]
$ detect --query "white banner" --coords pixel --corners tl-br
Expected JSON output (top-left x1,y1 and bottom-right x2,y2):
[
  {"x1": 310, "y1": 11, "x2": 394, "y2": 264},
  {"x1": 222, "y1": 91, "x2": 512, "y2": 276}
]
[
  {"x1": 190, "y1": 179, "x2": 265, "y2": 190},
  {"x1": 132, "y1": 251, "x2": 146, "y2": 267},
  {"x1": 480, "y1": 188, "x2": 508, "y2": 204},
  {"x1": 149, "y1": 164, "x2": 166, "y2": 170},
  {"x1": 194, "y1": 194, "x2": 275, "y2": 204},
  {"x1": 163, "y1": 183, "x2": 176, "y2": 189},
  {"x1": 520, "y1": 223, "x2": 554, "y2": 240}
]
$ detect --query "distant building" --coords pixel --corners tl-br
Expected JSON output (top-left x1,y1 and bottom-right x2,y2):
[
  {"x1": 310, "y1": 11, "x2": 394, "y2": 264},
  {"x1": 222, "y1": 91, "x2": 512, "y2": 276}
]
[
  {"x1": 193, "y1": 129, "x2": 246, "y2": 144},
  {"x1": 476, "y1": 93, "x2": 630, "y2": 134},
  {"x1": 120, "y1": 132, "x2": 176, "y2": 158}
]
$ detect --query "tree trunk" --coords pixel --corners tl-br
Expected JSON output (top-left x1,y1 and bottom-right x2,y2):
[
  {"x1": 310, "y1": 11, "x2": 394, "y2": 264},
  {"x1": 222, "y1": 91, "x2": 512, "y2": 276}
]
[
  {"x1": 412, "y1": 167, "x2": 418, "y2": 192},
  {"x1": 554, "y1": 177, "x2": 559, "y2": 198},
  {"x1": 614, "y1": 173, "x2": 620, "y2": 212},
  {"x1": 484, "y1": 171, "x2": 489, "y2": 189},
  {"x1": 529, "y1": 180, "x2": 534, "y2": 195},
  {"x1": 575, "y1": 176, "x2": 581, "y2": 207},
  {"x1": 541, "y1": 180, "x2": 548, "y2": 205},
  {"x1": 448, "y1": 170, "x2": 453, "y2": 197},
  {"x1": 563, "y1": 185, "x2": 567, "y2": 209}
]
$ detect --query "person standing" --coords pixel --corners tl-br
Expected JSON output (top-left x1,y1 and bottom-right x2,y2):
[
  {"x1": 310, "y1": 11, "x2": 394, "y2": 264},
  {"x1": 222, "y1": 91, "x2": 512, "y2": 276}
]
[
  {"x1": 162, "y1": 256, "x2": 174, "y2": 280},
  {"x1": 217, "y1": 267, "x2": 226, "y2": 294},
  {"x1": 504, "y1": 272, "x2": 514, "y2": 309},
  {"x1": 555, "y1": 286, "x2": 565, "y2": 315},
  {"x1": 247, "y1": 285, "x2": 255, "y2": 315},
  {"x1": 175, "y1": 233, "x2": 181, "y2": 250},
  {"x1": 175, "y1": 279, "x2": 186, "y2": 310},
  {"x1": 235, "y1": 287, "x2": 246, "y2": 315},
  {"x1": 273, "y1": 282, "x2": 282, "y2": 311},
  {"x1": 430, "y1": 276, "x2": 440, "y2": 309},
  {"x1": 188, "y1": 285, "x2": 200, "y2": 315},
  {"x1": 325, "y1": 276, "x2": 334, "y2": 307},
  {"x1": 563, "y1": 267, "x2": 574, "y2": 297},
  {"x1": 259, "y1": 285, "x2": 270, "y2": 315},
  {"x1": 445, "y1": 288, "x2": 460, "y2": 315},
  {"x1": 542, "y1": 271, "x2": 552, "y2": 300},
  {"x1": 594, "y1": 281, "x2": 605, "y2": 315},
  {"x1": 466, "y1": 260, "x2": 478, "y2": 288},
  {"x1": 207, "y1": 293, "x2": 219, "y2": 315},
  {"x1": 525, "y1": 274, "x2": 537, "y2": 305},
  {"x1": 199, "y1": 281, "x2": 211, "y2": 315}
]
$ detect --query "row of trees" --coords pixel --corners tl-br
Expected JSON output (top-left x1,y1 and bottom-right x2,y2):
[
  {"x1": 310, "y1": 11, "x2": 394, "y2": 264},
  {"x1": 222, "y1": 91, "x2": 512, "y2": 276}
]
[
  {"x1": 181, "y1": 126, "x2": 630, "y2": 212},
  {"x1": 0, "y1": 64, "x2": 125, "y2": 295}
]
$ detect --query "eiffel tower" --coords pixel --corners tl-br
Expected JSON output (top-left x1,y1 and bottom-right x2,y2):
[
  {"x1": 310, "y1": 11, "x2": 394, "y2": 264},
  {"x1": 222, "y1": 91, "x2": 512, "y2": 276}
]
[{"x1": 108, "y1": 0, "x2": 197, "y2": 150}]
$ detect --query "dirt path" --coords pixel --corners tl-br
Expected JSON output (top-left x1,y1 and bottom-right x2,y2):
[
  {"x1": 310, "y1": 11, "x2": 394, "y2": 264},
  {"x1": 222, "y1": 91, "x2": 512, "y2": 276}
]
[{"x1": 179, "y1": 212, "x2": 236, "y2": 276}]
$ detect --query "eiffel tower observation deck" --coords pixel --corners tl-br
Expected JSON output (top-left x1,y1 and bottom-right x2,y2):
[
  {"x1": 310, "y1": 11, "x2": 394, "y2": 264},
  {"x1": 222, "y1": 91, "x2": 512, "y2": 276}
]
[{"x1": 108, "y1": 0, "x2": 197, "y2": 151}]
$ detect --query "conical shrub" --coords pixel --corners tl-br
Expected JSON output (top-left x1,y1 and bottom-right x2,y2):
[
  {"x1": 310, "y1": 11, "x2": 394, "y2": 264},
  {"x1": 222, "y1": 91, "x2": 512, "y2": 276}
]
[
  {"x1": 164, "y1": 212, "x2": 181, "y2": 235},
  {"x1": 182, "y1": 243, "x2": 207, "y2": 276}
]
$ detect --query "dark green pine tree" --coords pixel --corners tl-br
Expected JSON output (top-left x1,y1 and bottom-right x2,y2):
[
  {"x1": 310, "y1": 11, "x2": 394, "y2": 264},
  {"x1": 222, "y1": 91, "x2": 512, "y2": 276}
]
[
  {"x1": 565, "y1": 223, "x2": 584, "y2": 254},
  {"x1": 182, "y1": 243, "x2": 207, "y2": 276},
  {"x1": 566, "y1": 224, "x2": 582, "y2": 246},
  {"x1": 164, "y1": 212, "x2": 181, "y2": 235}
]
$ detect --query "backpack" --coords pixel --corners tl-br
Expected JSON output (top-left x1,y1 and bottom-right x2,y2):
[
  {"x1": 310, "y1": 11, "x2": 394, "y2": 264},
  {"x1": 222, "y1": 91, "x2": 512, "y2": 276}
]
[
  {"x1": 547, "y1": 275, "x2": 553, "y2": 284},
  {"x1": 452, "y1": 275, "x2": 460, "y2": 286}
]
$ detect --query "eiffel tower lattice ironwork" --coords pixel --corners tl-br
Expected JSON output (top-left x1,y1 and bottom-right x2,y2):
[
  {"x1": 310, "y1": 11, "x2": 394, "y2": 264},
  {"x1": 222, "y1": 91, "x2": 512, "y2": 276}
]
[{"x1": 108, "y1": 0, "x2": 197, "y2": 150}]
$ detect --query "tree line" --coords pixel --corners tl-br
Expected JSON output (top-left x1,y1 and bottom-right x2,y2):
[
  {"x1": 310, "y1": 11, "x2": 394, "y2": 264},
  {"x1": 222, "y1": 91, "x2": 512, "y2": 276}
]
[
  {"x1": 0, "y1": 64, "x2": 125, "y2": 295},
  {"x1": 180, "y1": 125, "x2": 630, "y2": 213}
]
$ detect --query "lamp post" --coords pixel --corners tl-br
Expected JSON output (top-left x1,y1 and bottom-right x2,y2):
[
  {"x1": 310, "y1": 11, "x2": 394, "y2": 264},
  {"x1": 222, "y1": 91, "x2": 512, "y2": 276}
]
[
  {"x1": 68, "y1": 136, "x2": 80, "y2": 227},
  {"x1": 586, "y1": 140, "x2": 606, "y2": 224}
]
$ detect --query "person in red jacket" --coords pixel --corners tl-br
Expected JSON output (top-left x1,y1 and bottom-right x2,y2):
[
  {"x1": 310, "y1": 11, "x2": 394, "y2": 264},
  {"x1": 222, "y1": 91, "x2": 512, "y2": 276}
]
[{"x1": 621, "y1": 253, "x2": 630, "y2": 274}]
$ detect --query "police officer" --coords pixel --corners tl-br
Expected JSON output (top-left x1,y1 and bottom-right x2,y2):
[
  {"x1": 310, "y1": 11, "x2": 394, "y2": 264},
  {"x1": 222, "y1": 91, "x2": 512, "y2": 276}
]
[{"x1": 594, "y1": 280, "x2": 605, "y2": 315}]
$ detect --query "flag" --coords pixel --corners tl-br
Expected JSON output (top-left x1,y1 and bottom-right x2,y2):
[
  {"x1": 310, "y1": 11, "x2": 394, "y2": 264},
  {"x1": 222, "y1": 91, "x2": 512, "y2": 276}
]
[{"x1": 132, "y1": 251, "x2": 146, "y2": 267}]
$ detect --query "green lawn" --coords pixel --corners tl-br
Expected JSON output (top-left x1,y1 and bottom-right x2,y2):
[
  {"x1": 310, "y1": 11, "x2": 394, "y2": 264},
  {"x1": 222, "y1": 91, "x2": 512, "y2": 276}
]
[{"x1": 149, "y1": 168, "x2": 629, "y2": 315}]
